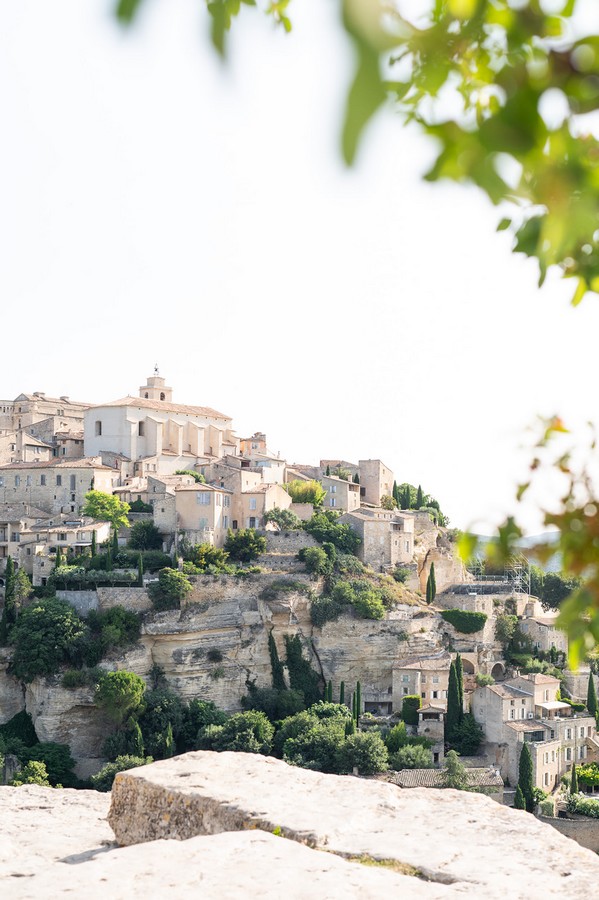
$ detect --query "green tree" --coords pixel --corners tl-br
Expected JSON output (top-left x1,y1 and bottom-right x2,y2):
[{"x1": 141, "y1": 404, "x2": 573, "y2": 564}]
[
  {"x1": 415, "y1": 485, "x2": 423, "y2": 510},
  {"x1": 199, "y1": 710, "x2": 274, "y2": 755},
  {"x1": 495, "y1": 614, "x2": 518, "y2": 648},
  {"x1": 137, "y1": 688, "x2": 186, "y2": 756},
  {"x1": 148, "y1": 568, "x2": 192, "y2": 610},
  {"x1": 518, "y1": 742, "x2": 535, "y2": 814},
  {"x1": 0, "y1": 556, "x2": 17, "y2": 641},
  {"x1": 442, "y1": 750, "x2": 469, "y2": 790},
  {"x1": 325, "y1": 465, "x2": 330, "y2": 477},
  {"x1": 352, "y1": 473, "x2": 359, "y2": 485},
  {"x1": 571, "y1": 762, "x2": 579, "y2": 795},
  {"x1": 91, "y1": 530, "x2": 97, "y2": 557},
  {"x1": 268, "y1": 631, "x2": 286, "y2": 692},
  {"x1": 112, "y1": 528, "x2": 119, "y2": 555},
  {"x1": 9, "y1": 598, "x2": 86, "y2": 682},
  {"x1": 303, "y1": 511, "x2": 361, "y2": 554},
  {"x1": 380, "y1": 495, "x2": 395, "y2": 511},
  {"x1": 128, "y1": 520, "x2": 163, "y2": 551},
  {"x1": 401, "y1": 695, "x2": 421, "y2": 727},
  {"x1": 91, "y1": 754, "x2": 152, "y2": 792},
  {"x1": 430, "y1": 562, "x2": 436, "y2": 599},
  {"x1": 224, "y1": 528, "x2": 267, "y2": 563},
  {"x1": 337, "y1": 731, "x2": 389, "y2": 775},
  {"x1": 514, "y1": 785, "x2": 526, "y2": 811},
  {"x1": 95, "y1": 670, "x2": 146, "y2": 726},
  {"x1": 455, "y1": 652, "x2": 464, "y2": 711},
  {"x1": 10, "y1": 760, "x2": 51, "y2": 787},
  {"x1": 183, "y1": 543, "x2": 230, "y2": 571},
  {"x1": 284, "y1": 634, "x2": 323, "y2": 707},
  {"x1": 27, "y1": 742, "x2": 76, "y2": 787},
  {"x1": 451, "y1": 714, "x2": 484, "y2": 756},
  {"x1": 263, "y1": 507, "x2": 303, "y2": 531},
  {"x1": 445, "y1": 660, "x2": 462, "y2": 743},
  {"x1": 174, "y1": 469, "x2": 205, "y2": 483},
  {"x1": 587, "y1": 673, "x2": 598, "y2": 719},
  {"x1": 302, "y1": 547, "x2": 332, "y2": 578},
  {"x1": 82, "y1": 490, "x2": 130, "y2": 531},
  {"x1": 54, "y1": 546, "x2": 64, "y2": 569},
  {"x1": 137, "y1": 553, "x2": 144, "y2": 586},
  {"x1": 285, "y1": 480, "x2": 326, "y2": 506},
  {"x1": 390, "y1": 744, "x2": 434, "y2": 770}
]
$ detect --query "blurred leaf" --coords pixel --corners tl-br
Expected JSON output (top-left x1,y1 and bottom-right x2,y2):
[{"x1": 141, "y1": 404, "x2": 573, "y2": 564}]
[
  {"x1": 497, "y1": 218, "x2": 511, "y2": 232},
  {"x1": 457, "y1": 531, "x2": 478, "y2": 563},
  {"x1": 115, "y1": 0, "x2": 145, "y2": 23},
  {"x1": 342, "y1": 38, "x2": 386, "y2": 164},
  {"x1": 571, "y1": 278, "x2": 588, "y2": 307}
]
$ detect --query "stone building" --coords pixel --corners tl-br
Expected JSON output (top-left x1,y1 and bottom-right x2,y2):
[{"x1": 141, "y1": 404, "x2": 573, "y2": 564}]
[
  {"x1": 17, "y1": 516, "x2": 112, "y2": 585},
  {"x1": 0, "y1": 391, "x2": 90, "y2": 436},
  {"x1": 392, "y1": 651, "x2": 453, "y2": 712},
  {"x1": 473, "y1": 673, "x2": 598, "y2": 790},
  {"x1": 321, "y1": 475, "x2": 360, "y2": 513},
  {"x1": 0, "y1": 458, "x2": 117, "y2": 516},
  {"x1": 0, "y1": 502, "x2": 50, "y2": 574},
  {"x1": 154, "y1": 483, "x2": 234, "y2": 548},
  {"x1": 83, "y1": 371, "x2": 238, "y2": 476},
  {"x1": 0, "y1": 431, "x2": 53, "y2": 465},
  {"x1": 338, "y1": 507, "x2": 414, "y2": 571},
  {"x1": 358, "y1": 459, "x2": 394, "y2": 507}
]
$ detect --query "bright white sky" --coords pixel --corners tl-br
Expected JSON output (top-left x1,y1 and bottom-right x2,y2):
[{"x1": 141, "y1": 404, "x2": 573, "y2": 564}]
[{"x1": 1, "y1": 0, "x2": 598, "y2": 534}]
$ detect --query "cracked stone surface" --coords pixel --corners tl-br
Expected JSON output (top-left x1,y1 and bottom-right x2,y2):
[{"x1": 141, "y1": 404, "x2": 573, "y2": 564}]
[{"x1": 109, "y1": 751, "x2": 599, "y2": 898}]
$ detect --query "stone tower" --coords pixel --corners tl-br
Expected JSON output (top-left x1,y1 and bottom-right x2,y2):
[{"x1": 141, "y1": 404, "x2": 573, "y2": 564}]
[{"x1": 139, "y1": 366, "x2": 173, "y2": 403}]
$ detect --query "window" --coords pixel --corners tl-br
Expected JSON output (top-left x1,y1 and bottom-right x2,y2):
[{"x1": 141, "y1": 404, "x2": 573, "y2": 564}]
[
  {"x1": 215, "y1": 494, "x2": 222, "y2": 506},
  {"x1": 70, "y1": 475, "x2": 76, "y2": 491},
  {"x1": 551, "y1": 751, "x2": 555, "y2": 762},
  {"x1": 401, "y1": 675, "x2": 409, "y2": 683},
  {"x1": 95, "y1": 420, "x2": 102, "y2": 436},
  {"x1": 432, "y1": 690, "x2": 439, "y2": 699},
  {"x1": 330, "y1": 485, "x2": 337, "y2": 493},
  {"x1": 510, "y1": 700, "x2": 515, "y2": 706},
  {"x1": 421, "y1": 692, "x2": 426, "y2": 699},
  {"x1": 138, "y1": 421, "x2": 145, "y2": 437},
  {"x1": 62, "y1": 448, "x2": 66, "y2": 456},
  {"x1": 432, "y1": 676, "x2": 439, "y2": 684},
  {"x1": 197, "y1": 493, "x2": 211, "y2": 505},
  {"x1": 26, "y1": 548, "x2": 31, "y2": 556},
  {"x1": 521, "y1": 699, "x2": 526, "y2": 705},
  {"x1": 330, "y1": 498, "x2": 336, "y2": 508},
  {"x1": 40, "y1": 474, "x2": 46, "y2": 486},
  {"x1": 566, "y1": 728, "x2": 572, "y2": 740},
  {"x1": 403, "y1": 687, "x2": 408, "y2": 695},
  {"x1": 56, "y1": 475, "x2": 62, "y2": 486},
  {"x1": 422, "y1": 676, "x2": 427, "y2": 684},
  {"x1": 11, "y1": 533, "x2": 20, "y2": 542},
  {"x1": 71, "y1": 493, "x2": 76, "y2": 502},
  {"x1": 249, "y1": 498, "x2": 257, "y2": 511},
  {"x1": 160, "y1": 392, "x2": 165, "y2": 401},
  {"x1": 223, "y1": 495, "x2": 230, "y2": 508},
  {"x1": 26, "y1": 475, "x2": 31, "y2": 486},
  {"x1": 566, "y1": 747, "x2": 572, "y2": 761},
  {"x1": 579, "y1": 746, "x2": 585, "y2": 759},
  {"x1": 198, "y1": 517, "x2": 208, "y2": 529},
  {"x1": 580, "y1": 727, "x2": 585, "y2": 738},
  {"x1": 406, "y1": 541, "x2": 410, "y2": 552},
  {"x1": 510, "y1": 709, "x2": 515, "y2": 719},
  {"x1": 544, "y1": 772, "x2": 549, "y2": 787},
  {"x1": 544, "y1": 690, "x2": 549, "y2": 701},
  {"x1": 15, "y1": 475, "x2": 20, "y2": 487},
  {"x1": 58, "y1": 533, "x2": 67, "y2": 541},
  {"x1": 223, "y1": 515, "x2": 229, "y2": 528}
]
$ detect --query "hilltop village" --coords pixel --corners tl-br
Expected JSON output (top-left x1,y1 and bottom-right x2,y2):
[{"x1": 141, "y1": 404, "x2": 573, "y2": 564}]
[{"x1": 0, "y1": 372, "x2": 598, "y2": 830}]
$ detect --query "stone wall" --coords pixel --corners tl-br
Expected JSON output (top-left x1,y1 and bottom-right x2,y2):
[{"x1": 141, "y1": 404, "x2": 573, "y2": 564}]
[
  {"x1": 263, "y1": 529, "x2": 318, "y2": 552},
  {"x1": 539, "y1": 814, "x2": 599, "y2": 853},
  {"x1": 56, "y1": 589, "x2": 98, "y2": 615},
  {"x1": 57, "y1": 587, "x2": 152, "y2": 614}
]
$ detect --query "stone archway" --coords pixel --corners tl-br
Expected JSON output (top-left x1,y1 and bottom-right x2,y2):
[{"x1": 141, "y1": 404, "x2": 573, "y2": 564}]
[
  {"x1": 461, "y1": 658, "x2": 475, "y2": 675},
  {"x1": 491, "y1": 662, "x2": 506, "y2": 681}
]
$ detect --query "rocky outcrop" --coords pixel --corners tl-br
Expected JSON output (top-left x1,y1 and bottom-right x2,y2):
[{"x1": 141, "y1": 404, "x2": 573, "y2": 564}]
[
  {"x1": 0, "y1": 647, "x2": 24, "y2": 722},
  {"x1": 106, "y1": 752, "x2": 599, "y2": 897}
]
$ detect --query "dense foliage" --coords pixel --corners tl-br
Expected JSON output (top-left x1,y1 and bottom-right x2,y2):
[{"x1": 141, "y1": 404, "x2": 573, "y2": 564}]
[
  {"x1": 224, "y1": 528, "x2": 267, "y2": 563},
  {"x1": 263, "y1": 507, "x2": 303, "y2": 531},
  {"x1": 148, "y1": 568, "x2": 192, "y2": 610},
  {"x1": 128, "y1": 520, "x2": 163, "y2": 551},
  {"x1": 8, "y1": 598, "x2": 86, "y2": 682},
  {"x1": 441, "y1": 609, "x2": 488, "y2": 634},
  {"x1": 284, "y1": 480, "x2": 326, "y2": 506},
  {"x1": 303, "y1": 511, "x2": 361, "y2": 555},
  {"x1": 82, "y1": 490, "x2": 130, "y2": 530},
  {"x1": 91, "y1": 754, "x2": 154, "y2": 792}
]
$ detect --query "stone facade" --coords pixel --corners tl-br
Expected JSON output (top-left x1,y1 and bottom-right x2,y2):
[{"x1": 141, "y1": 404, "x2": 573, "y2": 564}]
[
  {"x1": 321, "y1": 474, "x2": 360, "y2": 513},
  {"x1": 358, "y1": 458, "x2": 394, "y2": 506},
  {"x1": 0, "y1": 458, "x2": 117, "y2": 515},
  {"x1": 339, "y1": 508, "x2": 414, "y2": 570}
]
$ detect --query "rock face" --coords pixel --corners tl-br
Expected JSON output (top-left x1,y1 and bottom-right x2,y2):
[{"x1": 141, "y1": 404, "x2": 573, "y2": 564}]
[{"x1": 108, "y1": 752, "x2": 599, "y2": 898}]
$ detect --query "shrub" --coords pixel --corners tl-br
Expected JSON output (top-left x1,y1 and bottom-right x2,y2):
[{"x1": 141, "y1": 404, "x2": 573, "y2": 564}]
[
  {"x1": 207, "y1": 648, "x2": 223, "y2": 663},
  {"x1": 390, "y1": 744, "x2": 434, "y2": 770},
  {"x1": 148, "y1": 568, "x2": 192, "y2": 610},
  {"x1": 183, "y1": 543, "x2": 231, "y2": 571},
  {"x1": 128, "y1": 498, "x2": 153, "y2": 513},
  {"x1": 242, "y1": 688, "x2": 306, "y2": 722},
  {"x1": 282, "y1": 716, "x2": 347, "y2": 773},
  {"x1": 385, "y1": 722, "x2": 408, "y2": 752},
  {"x1": 0, "y1": 710, "x2": 39, "y2": 746},
  {"x1": 284, "y1": 480, "x2": 326, "y2": 506},
  {"x1": 539, "y1": 797, "x2": 556, "y2": 817},
  {"x1": 350, "y1": 587, "x2": 385, "y2": 620},
  {"x1": 260, "y1": 579, "x2": 309, "y2": 601},
  {"x1": 441, "y1": 609, "x2": 488, "y2": 634},
  {"x1": 9, "y1": 598, "x2": 86, "y2": 682},
  {"x1": 198, "y1": 710, "x2": 274, "y2": 754},
  {"x1": 87, "y1": 606, "x2": 141, "y2": 650},
  {"x1": 401, "y1": 695, "x2": 421, "y2": 727},
  {"x1": 61, "y1": 668, "x2": 90, "y2": 688},
  {"x1": 128, "y1": 520, "x2": 163, "y2": 551},
  {"x1": 179, "y1": 699, "x2": 227, "y2": 752},
  {"x1": 284, "y1": 634, "x2": 323, "y2": 707},
  {"x1": 174, "y1": 469, "x2": 205, "y2": 484},
  {"x1": 451, "y1": 713, "x2": 484, "y2": 756},
  {"x1": 303, "y1": 511, "x2": 361, "y2": 555},
  {"x1": 140, "y1": 551, "x2": 173, "y2": 572},
  {"x1": 310, "y1": 595, "x2": 344, "y2": 627},
  {"x1": 336, "y1": 731, "x2": 389, "y2": 775},
  {"x1": 95, "y1": 671, "x2": 146, "y2": 726},
  {"x1": 567, "y1": 794, "x2": 599, "y2": 819},
  {"x1": 27, "y1": 742, "x2": 76, "y2": 787},
  {"x1": 393, "y1": 566, "x2": 410, "y2": 584},
  {"x1": 475, "y1": 673, "x2": 495, "y2": 687},
  {"x1": 137, "y1": 689, "x2": 186, "y2": 758},
  {"x1": 91, "y1": 755, "x2": 153, "y2": 792},
  {"x1": 263, "y1": 507, "x2": 303, "y2": 530},
  {"x1": 302, "y1": 547, "x2": 333, "y2": 577},
  {"x1": 224, "y1": 529, "x2": 267, "y2": 563},
  {"x1": 10, "y1": 760, "x2": 51, "y2": 787}
]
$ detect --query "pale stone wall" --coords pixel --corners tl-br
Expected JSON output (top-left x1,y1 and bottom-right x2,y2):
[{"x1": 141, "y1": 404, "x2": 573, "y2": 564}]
[
  {"x1": 264, "y1": 530, "x2": 318, "y2": 553},
  {"x1": 0, "y1": 460, "x2": 116, "y2": 514},
  {"x1": 56, "y1": 590, "x2": 99, "y2": 615},
  {"x1": 98, "y1": 587, "x2": 152, "y2": 612},
  {"x1": 358, "y1": 459, "x2": 394, "y2": 506},
  {"x1": 540, "y1": 814, "x2": 599, "y2": 853}
]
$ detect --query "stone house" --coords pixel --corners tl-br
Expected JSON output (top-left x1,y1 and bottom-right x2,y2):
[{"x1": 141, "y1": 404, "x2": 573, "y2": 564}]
[
  {"x1": 0, "y1": 458, "x2": 117, "y2": 516},
  {"x1": 240, "y1": 483, "x2": 292, "y2": 530},
  {"x1": 473, "y1": 673, "x2": 597, "y2": 790},
  {"x1": 518, "y1": 614, "x2": 568, "y2": 657},
  {"x1": 0, "y1": 392, "x2": 90, "y2": 436},
  {"x1": 83, "y1": 372, "x2": 238, "y2": 475},
  {"x1": 53, "y1": 431, "x2": 85, "y2": 460},
  {"x1": 18, "y1": 516, "x2": 112, "y2": 585},
  {"x1": 358, "y1": 459, "x2": 394, "y2": 507},
  {"x1": 392, "y1": 651, "x2": 453, "y2": 712},
  {"x1": 0, "y1": 431, "x2": 54, "y2": 466},
  {"x1": 389, "y1": 766, "x2": 503, "y2": 801},
  {"x1": 0, "y1": 503, "x2": 50, "y2": 574},
  {"x1": 321, "y1": 475, "x2": 360, "y2": 513},
  {"x1": 166, "y1": 483, "x2": 234, "y2": 548},
  {"x1": 338, "y1": 507, "x2": 414, "y2": 571}
]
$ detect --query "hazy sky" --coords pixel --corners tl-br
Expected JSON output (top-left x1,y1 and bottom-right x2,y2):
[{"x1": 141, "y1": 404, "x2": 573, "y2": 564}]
[{"x1": 2, "y1": 0, "x2": 598, "y2": 534}]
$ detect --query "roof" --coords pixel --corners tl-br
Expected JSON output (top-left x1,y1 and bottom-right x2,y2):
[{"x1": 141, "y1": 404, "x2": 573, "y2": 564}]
[
  {"x1": 55, "y1": 431, "x2": 84, "y2": 440},
  {"x1": 341, "y1": 509, "x2": 408, "y2": 524},
  {"x1": 393, "y1": 651, "x2": 452, "y2": 672},
  {"x1": 389, "y1": 768, "x2": 503, "y2": 789},
  {"x1": 23, "y1": 519, "x2": 111, "y2": 535},
  {"x1": 0, "y1": 458, "x2": 114, "y2": 472},
  {"x1": 242, "y1": 484, "x2": 283, "y2": 494},
  {"x1": 14, "y1": 393, "x2": 91, "y2": 408},
  {"x1": 21, "y1": 433, "x2": 54, "y2": 449},
  {"x1": 175, "y1": 484, "x2": 233, "y2": 494},
  {"x1": 487, "y1": 683, "x2": 532, "y2": 700},
  {"x1": 527, "y1": 673, "x2": 561, "y2": 684},
  {"x1": 537, "y1": 701, "x2": 571, "y2": 711},
  {"x1": 95, "y1": 396, "x2": 231, "y2": 421},
  {"x1": 505, "y1": 720, "x2": 548, "y2": 733},
  {"x1": 0, "y1": 503, "x2": 50, "y2": 522}
]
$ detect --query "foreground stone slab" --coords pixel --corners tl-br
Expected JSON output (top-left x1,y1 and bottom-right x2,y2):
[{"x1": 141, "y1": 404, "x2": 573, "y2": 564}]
[
  {"x1": 11, "y1": 831, "x2": 448, "y2": 899},
  {"x1": 0, "y1": 785, "x2": 113, "y2": 880},
  {"x1": 109, "y1": 751, "x2": 599, "y2": 897}
]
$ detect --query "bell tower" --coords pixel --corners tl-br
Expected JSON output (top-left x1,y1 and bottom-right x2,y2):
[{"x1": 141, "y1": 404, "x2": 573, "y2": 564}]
[{"x1": 139, "y1": 365, "x2": 173, "y2": 402}]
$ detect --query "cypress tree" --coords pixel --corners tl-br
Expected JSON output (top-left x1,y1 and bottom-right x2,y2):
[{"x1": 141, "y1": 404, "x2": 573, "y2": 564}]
[
  {"x1": 345, "y1": 717, "x2": 356, "y2": 736},
  {"x1": 426, "y1": 571, "x2": 433, "y2": 604},
  {"x1": 105, "y1": 547, "x2": 113, "y2": 572},
  {"x1": 164, "y1": 722, "x2": 175, "y2": 758},
  {"x1": 339, "y1": 681, "x2": 345, "y2": 705},
  {"x1": 0, "y1": 556, "x2": 16, "y2": 642},
  {"x1": 112, "y1": 529, "x2": 119, "y2": 555},
  {"x1": 518, "y1": 742, "x2": 535, "y2": 813},
  {"x1": 514, "y1": 785, "x2": 526, "y2": 810},
  {"x1": 130, "y1": 721, "x2": 144, "y2": 757},
  {"x1": 137, "y1": 554, "x2": 144, "y2": 587},
  {"x1": 268, "y1": 631, "x2": 286, "y2": 691},
  {"x1": 430, "y1": 562, "x2": 436, "y2": 600},
  {"x1": 353, "y1": 473, "x2": 360, "y2": 484},
  {"x1": 327, "y1": 680, "x2": 333, "y2": 702},
  {"x1": 352, "y1": 691, "x2": 357, "y2": 721},
  {"x1": 455, "y1": 652, "x2": 464, "y2": 712},
  {"x1": 91, "y1": 530, "x2": 97, "y2": 557},
  {"x1": 392, "y1": 480, "x2": 398, "y2": 505},
  {"x1": 587, "y1": 673, "x2": 598, "y2": 719},
  {"x1": 401, "y1": 486, "x2": 410, "y2": 510},
  {"x1": 415, "y1": 485, "x2": 424, "y2": 509},
  {"x1": 446, "y1": 661, "x2": 461, "y2": 742},
  {"x1": 571, "y1": 762, "x2": 579, "y2": 794},
  {"x1": 55, "y1": 546, "x2": 63, "y2": 569},
  {"x1": 325, "y1": 465, "x2": 331, "y2": 477},
  {"x1": 356, "y1": 681, "x2": 361, "y2": 725}
]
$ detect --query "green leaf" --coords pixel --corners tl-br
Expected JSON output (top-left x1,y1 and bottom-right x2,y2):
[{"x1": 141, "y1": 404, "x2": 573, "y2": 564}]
[
  {"x1": 497, "y1": 218, "x2": 511, "y2": 232},
  {"x1": 115, "y1": 0, "x2": 145, "y2": 23},
  {"x1": 571, "y1": 278, "x2": 588, "y2": 307},
  {"x1": 342, "y1": 40, "x2": 386, "y2": 164}
]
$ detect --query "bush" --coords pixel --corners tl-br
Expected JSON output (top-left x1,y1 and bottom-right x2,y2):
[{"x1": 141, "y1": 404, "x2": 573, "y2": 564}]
[
  {"x1": 475, "y1": 673, "x2": 495, "y2": 687},
  {"x1": 401, "y1": 695, "x2": 421, "y2": 727},
  {"x1": 148, "y1": 568, "x2": 192, "y2": 610},
  {"x1": 284, "y1": 480, "x2": 326, "y2": 506},
  {"x1": 10, "y1": 760, "x2": 51, "y2": 787},
  {"x1": 242, "y1": 688, "x2": 306, "y2": 722},
  {"x1": 303, "y1": 511, "x2": 361, "y2": 555},
  {"x1": 0, "y1": 710, "x2": 39, "y2": 746},
  {"x1": 128, "y1": 498, "x2": 153, "y2": 513},
  {"x1": 174, "y1": 469, "x2": 205, "y2": 484},
  {"x1": 567, "y1": 794, "x2": 599, "y2": 819},
  {"x1": 385, "y1": 722, "x2": 408, "y2": 752},
  {"x1": 224, "y1": 529, "x2": 267, "y2": 563},
  {"x1": 9, "y1": 598, "x2": 86, "y2": 682},
  {"x1": 263, "y1": 507, "x2": 303, "y2": 530},
  {"x1": 302, "y1": 547, "x2": 333, "y2": 577},
  {"x1": 441, "y1": 609, "x2": 488, "y2": 634},
  {"x1": 351, "y1": 587, "x2": 385, "y2": 620},
  {"x1": 393, "y1": 566, "x2": 410, "y2": 584},
  {"x1": 137, "y1": 689, "x2": 186, "y2": 758},
  {"x1": 451, "y1": 713, "x2": 484, "y2": 756},
  {"x1": 284, "y1": 634, "x2": 323, "y2": 707},
  {"x1": 390, "y1": 744, "x2": 434, "y2": 770},
  {"x1": 128, "y1": 520, "x2": 163, "y2": 551},
  {"x1": 95, "y1": 671, "x2": 146, "y2": 726},
  {"x1": 260, "y1": 579, "x2": 309, "y2": 601},
  {"x1": 27, "y1": 742, "x2": 76, "y2": 787},
  {"x1": 91, "y1": 755, "x2": 153, "y2": 792},
  {"x1": 282, "y1": 716, "x2": 347, "y2": 773},
  {"x1": 140, "y1": 551, "x2": 173, "y2": 572},
  {"x1": 198, "y1": 710, "x2": 274, "y2": 754},
  {"x1": 87, "y1": 606, "x2": 141, "y2": 650},
  {"x1": 179, "y1": 699, "x2": 228, "y2": 752},
  {"x1": 336, "y1": 731, "x2": 389, "y2": 775},
  {"x1": 61, "y1": 668, "x2": 90, "y2": 688},
  {"x1": 182, "y1": 543, "x2": 231, "y2": 572},
  {"x1": 310, "y1": 595, "x2": 344, "y2": 627}
]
